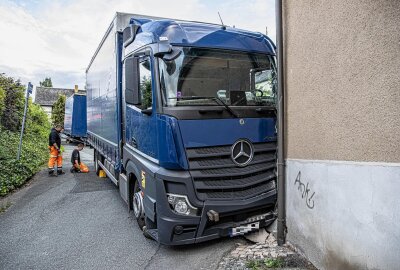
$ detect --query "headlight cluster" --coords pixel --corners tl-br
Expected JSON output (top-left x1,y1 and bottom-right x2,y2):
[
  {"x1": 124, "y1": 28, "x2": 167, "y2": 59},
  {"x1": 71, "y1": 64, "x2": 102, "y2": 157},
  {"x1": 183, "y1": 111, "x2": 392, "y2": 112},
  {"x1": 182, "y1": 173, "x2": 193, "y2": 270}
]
[{"x1": 167, "y1": 193, "x2": 198, "y2": 216}]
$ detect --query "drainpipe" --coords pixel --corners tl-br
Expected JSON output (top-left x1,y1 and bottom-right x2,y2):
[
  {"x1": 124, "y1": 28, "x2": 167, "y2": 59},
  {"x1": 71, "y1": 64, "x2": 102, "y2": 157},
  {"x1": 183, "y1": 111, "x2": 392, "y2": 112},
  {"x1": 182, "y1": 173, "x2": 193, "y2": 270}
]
[{"x1": 276, "y1": 0, "x2": 286, "y2": 246}]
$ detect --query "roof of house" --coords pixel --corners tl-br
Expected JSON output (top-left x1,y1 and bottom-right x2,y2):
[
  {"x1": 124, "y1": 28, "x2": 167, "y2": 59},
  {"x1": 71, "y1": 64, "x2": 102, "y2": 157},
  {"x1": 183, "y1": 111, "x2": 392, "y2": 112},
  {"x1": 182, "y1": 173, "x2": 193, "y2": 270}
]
[{"x1": 34, "y1": 87, "x2": 84, "y2": 106}]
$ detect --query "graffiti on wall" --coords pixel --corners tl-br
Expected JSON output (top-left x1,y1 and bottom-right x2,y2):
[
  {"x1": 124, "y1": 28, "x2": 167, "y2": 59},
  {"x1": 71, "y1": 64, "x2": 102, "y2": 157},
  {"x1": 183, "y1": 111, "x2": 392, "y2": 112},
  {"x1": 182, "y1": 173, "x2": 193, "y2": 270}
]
[{"x1": 294, "y1": 171, "x2": 315, "y2": 209}]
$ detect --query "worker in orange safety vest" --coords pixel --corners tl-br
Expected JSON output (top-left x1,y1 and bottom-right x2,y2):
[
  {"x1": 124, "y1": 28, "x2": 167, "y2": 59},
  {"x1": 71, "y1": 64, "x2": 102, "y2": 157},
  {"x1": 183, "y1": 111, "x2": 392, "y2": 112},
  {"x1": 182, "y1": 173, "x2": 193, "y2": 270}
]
[
  {"x1": 48, "y1": 124, "x2": 64, "y2": 176},
  {"x1": 70, "y1": 143, "x2": 89, "y2": 173}
]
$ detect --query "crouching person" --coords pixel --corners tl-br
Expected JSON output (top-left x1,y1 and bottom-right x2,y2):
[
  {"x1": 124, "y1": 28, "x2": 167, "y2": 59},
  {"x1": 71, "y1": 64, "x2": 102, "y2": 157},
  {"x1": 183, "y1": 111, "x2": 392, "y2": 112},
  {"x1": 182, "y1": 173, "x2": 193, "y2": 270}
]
[{"x1": 70, "y1": 143, "x2": 89, "y2": 173}]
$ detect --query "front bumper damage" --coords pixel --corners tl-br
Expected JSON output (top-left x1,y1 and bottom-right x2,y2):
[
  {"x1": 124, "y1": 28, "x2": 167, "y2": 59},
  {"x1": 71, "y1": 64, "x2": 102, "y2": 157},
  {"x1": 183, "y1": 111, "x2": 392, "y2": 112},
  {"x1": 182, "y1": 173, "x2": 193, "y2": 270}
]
[{"x1": 152, "y1": 172, "x2": 276, "y2": 245}]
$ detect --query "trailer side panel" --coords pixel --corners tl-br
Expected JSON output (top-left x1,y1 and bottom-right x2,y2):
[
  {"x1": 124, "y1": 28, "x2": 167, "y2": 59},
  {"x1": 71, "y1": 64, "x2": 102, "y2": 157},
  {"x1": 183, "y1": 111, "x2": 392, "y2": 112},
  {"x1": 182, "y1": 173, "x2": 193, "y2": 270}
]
[
  {"x1": 71, "y1": 95, "x2": 87, "y2": 137},
  {"x1": 64, "y1": 95, "x2": 73, "y2": 136},
  {"x1": 86, "y1": 22, "x2": 119, "y2": 160}
]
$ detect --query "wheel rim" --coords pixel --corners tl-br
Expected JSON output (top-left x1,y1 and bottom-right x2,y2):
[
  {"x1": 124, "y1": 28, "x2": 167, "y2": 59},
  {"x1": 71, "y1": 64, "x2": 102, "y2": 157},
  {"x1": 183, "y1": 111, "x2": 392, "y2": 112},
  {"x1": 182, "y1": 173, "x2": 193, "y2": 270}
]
[{"x1": 133, "y1": 191, "x2": 144, "y2": 219}]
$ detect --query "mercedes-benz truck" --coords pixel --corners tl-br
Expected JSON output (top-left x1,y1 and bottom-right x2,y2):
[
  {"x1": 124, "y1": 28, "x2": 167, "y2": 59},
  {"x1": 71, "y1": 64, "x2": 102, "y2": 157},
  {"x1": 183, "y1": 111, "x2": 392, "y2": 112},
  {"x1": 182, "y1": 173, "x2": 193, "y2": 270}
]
[{"x1": 86, "y1": 12, "x2": 278, "y2": 245}]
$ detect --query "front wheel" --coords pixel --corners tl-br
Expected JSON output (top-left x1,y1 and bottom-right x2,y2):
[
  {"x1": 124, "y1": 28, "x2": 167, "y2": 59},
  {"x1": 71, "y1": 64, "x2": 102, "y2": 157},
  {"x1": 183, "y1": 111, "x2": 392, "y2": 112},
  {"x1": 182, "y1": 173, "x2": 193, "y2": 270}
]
[{"x1": 133, "y1": 180, "x2": 145, "y2": 230}]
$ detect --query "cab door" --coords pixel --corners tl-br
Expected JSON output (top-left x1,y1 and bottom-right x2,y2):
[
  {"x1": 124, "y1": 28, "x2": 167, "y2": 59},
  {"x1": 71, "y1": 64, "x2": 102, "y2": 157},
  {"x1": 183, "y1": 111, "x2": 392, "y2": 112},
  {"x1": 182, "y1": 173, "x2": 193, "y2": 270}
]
[{"x1": 123, "y1": 54, "x2": 158, "y2": 160}]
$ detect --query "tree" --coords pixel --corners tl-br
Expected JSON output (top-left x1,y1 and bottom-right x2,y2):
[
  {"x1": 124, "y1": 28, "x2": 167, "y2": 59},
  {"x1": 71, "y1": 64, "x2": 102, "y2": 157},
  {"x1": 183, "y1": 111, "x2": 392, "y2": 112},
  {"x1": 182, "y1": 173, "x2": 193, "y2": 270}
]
[
  {"x1": 141, "y1": 78, "x2": 152, "y2": 110},
  {"x1": 51, "y1": 94, "x2": 66, "y2": 126},
  {"x1": 39, "y1": 77, "x2": 53, "y2": 87},
  {"x1": 0, "y1": 85, "x2": 5, "y2": 120},
  {"x1": 0, "y1": 74, "x2": 25, "y2": 132},
  {"x1": 26, "y1": 100, "x2": 50, "y2": 137}
]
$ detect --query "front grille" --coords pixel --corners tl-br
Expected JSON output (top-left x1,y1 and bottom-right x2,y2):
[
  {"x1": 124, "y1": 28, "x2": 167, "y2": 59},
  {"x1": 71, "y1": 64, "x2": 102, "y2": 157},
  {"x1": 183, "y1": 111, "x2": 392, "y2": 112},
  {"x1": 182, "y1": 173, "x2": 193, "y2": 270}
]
[{"x1": 187, "y1": 142, "x2": 277, "y2": 200}]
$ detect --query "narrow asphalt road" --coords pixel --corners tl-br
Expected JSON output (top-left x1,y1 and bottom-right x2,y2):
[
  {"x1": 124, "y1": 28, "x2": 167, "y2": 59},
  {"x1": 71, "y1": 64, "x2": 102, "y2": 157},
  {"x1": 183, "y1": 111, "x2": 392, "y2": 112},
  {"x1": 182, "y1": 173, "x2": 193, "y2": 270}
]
[{"x1": 0, "y1": 144, "x2": 244, "y2": 270}]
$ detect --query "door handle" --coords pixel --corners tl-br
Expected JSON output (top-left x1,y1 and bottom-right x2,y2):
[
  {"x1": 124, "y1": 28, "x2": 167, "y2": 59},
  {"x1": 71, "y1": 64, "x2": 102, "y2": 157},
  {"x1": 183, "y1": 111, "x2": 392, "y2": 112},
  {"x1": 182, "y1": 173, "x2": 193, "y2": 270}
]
[{"x1": 131, "y1": 137, "x2": 137, "y2": 148}]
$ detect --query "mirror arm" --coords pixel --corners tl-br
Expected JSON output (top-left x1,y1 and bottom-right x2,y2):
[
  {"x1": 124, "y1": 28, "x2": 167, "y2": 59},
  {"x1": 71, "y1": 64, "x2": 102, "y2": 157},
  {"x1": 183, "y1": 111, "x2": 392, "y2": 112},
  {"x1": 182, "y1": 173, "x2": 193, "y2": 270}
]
[{"x1": 133, "y1": 49, "x2": 151, "y2": 58}]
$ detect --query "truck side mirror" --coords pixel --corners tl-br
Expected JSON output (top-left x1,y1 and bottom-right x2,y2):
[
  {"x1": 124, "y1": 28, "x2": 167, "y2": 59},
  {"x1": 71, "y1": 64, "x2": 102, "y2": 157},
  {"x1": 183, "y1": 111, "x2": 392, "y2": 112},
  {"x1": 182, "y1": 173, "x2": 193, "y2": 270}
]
[
  {"x1": 125, "y1": 57, "x2": 141, "y2": 105},
  {"x1": 123, "y1": 24, "x2": 140, "y2": 48}
]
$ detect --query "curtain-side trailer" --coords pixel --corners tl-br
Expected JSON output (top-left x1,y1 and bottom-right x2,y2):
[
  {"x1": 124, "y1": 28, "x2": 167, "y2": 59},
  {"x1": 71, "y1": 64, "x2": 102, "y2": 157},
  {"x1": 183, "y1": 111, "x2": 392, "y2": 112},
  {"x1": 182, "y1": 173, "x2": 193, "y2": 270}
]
[{"x1": 64, "y1": 93, "x2": 87, "y2": 141}]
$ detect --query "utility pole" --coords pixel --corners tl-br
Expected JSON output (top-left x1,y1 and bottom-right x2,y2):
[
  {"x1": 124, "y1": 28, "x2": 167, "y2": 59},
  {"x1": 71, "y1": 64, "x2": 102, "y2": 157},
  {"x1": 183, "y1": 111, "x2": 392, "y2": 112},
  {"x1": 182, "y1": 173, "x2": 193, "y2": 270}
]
[{"x1": 17, "y1": 82, "x2": 33, "y2": 160}]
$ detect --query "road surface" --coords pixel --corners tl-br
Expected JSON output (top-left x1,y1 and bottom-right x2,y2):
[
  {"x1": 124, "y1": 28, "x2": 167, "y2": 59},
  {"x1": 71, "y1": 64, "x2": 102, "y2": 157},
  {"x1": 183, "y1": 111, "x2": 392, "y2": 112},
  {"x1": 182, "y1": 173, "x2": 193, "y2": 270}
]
[{"x1": 0, "y1": 144, "x2": 244, "y2": 270}]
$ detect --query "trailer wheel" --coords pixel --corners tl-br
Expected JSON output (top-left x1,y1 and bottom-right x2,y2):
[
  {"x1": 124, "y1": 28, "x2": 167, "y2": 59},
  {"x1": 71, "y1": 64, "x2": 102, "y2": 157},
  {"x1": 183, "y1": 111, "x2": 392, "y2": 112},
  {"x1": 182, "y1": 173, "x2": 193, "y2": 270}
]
[{"x1": 133, "y1": 180, "x2": 145, "y2": 230}]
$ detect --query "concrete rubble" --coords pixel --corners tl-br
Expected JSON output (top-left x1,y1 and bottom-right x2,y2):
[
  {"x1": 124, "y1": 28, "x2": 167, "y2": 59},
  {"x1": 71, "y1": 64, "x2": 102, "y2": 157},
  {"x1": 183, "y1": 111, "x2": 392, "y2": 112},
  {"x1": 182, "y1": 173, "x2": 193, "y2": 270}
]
[{"x1": 217, "y1": 230, "x2": 316, "y2": 270}]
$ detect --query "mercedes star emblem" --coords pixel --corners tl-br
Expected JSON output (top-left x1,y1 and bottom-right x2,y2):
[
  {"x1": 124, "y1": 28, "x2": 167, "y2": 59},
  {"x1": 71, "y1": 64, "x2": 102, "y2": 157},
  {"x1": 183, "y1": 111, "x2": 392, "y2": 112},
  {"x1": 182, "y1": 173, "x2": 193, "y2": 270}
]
[{"x1": 231, "y1": 139, "x2": 254, "y2": 167}]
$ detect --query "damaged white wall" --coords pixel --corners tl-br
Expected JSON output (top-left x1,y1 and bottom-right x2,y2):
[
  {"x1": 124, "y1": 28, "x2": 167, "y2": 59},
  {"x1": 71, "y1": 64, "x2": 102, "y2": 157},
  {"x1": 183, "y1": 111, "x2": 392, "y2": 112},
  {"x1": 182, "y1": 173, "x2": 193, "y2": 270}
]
[{"x1": 286, "y1": 160, "x2": 400, "y2": 269}]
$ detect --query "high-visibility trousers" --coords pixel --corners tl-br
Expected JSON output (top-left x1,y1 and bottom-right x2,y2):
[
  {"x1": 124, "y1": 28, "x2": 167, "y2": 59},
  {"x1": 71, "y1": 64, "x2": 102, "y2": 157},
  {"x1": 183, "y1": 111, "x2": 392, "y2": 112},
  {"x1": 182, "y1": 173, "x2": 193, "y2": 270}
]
[
  {"x1": 73, "y1": 162, "x2": 89, "y2": 173},
  {"x1": 48, "y1": 146, "x2": 62, "y2": 171}
]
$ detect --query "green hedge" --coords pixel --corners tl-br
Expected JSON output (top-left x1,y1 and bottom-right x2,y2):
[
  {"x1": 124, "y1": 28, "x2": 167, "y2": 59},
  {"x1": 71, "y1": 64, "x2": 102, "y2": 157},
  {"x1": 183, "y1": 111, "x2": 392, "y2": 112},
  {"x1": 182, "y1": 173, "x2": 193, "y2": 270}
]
[
  {"x1": 0, "y1": 74, "x2": 50, "y2": 196},
  {"x1": 0, "y1": 128, "x2": 49, "y2": 196}
]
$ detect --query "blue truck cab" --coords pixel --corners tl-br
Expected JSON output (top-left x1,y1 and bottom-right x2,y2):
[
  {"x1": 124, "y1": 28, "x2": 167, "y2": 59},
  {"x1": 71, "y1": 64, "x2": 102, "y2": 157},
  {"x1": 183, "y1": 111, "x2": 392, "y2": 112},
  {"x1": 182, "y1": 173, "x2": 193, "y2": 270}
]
[{"x1": 86, "y1": 13, "x2": 277, "y2": 245}]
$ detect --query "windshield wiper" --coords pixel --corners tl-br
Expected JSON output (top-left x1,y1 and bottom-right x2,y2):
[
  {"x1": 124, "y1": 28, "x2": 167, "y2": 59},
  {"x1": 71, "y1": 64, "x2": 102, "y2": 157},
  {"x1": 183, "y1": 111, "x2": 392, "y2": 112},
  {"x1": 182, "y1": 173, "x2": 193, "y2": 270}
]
[
  {"x1": 168, "y1": 96, "x2": 239, "y2": 118},
  {"x1": 212, "y1": 96, "x2": 239, "y2": 118}
]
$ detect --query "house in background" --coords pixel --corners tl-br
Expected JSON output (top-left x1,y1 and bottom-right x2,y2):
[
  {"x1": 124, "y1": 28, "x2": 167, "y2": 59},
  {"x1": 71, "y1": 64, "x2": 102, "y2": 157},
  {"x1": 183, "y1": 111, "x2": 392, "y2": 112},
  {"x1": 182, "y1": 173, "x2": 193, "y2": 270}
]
[{"x1": 34, "y1": 87, "x2": 84, "y2": 119}]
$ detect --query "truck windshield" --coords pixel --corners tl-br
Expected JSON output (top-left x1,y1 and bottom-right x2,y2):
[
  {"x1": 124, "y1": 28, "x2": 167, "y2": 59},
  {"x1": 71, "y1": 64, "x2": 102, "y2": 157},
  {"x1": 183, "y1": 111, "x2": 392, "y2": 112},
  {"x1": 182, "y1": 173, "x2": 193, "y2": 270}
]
[{"x1": 159, "y1": 47, "x2": 276, "y2": 107}]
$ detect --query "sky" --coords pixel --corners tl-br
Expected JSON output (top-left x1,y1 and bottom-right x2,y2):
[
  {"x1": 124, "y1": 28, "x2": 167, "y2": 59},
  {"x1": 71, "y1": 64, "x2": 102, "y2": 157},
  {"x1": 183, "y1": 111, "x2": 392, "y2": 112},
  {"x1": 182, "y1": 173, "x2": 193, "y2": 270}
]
[{"x1": 0, "y1": 0, "x2": 276, "y2": 93}]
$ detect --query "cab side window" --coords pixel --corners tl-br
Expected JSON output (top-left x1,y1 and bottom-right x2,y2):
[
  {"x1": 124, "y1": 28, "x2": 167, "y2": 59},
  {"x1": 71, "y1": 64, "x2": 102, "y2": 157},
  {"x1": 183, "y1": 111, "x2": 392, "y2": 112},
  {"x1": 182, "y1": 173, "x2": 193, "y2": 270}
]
[{"x1": 139, "y1": 58, "x2": 152, "y2": 110}]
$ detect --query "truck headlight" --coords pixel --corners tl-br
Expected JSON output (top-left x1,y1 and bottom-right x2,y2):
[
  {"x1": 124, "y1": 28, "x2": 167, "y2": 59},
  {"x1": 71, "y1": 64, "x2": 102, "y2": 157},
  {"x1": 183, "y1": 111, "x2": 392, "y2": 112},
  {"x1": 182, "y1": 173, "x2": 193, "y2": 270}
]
[{"x1": 167, "y1": 193, "x2": 198, "y2": 216}]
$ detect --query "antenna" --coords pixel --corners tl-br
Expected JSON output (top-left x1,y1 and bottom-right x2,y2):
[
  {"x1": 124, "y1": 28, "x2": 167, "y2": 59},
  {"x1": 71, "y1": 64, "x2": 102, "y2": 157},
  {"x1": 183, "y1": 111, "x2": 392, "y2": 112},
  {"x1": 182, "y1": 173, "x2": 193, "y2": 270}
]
[{"x1": 217, "y1": 12, "x2": 226, "y2": 30}]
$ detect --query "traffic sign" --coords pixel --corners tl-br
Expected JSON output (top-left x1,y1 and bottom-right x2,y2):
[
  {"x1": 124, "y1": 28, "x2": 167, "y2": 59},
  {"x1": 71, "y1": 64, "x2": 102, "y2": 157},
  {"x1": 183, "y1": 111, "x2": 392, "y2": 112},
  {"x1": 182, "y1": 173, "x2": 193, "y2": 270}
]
[{"x1": 27, "y1": 82, "x2": 33, "y2": 95}]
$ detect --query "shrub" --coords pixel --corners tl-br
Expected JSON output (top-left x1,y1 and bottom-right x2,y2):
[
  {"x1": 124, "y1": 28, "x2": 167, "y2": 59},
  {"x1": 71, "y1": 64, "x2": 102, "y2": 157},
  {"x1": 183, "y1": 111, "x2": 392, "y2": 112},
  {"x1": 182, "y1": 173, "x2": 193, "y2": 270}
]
[
  {"x1": 0, "y1": 73, "x2": 50, "y2": 196},
  {"x1": 0, "y1": 75, "x2": 25, "y2": 132},
  {"x1": 51, "y1": 94, "x2": 66, "y2": 126},
  {"x1": 0, "y1": 125, "x2": 49, "y2": 196},
  {"x1": 0, "y1": 86, "x2": 5, "y2": 118}
]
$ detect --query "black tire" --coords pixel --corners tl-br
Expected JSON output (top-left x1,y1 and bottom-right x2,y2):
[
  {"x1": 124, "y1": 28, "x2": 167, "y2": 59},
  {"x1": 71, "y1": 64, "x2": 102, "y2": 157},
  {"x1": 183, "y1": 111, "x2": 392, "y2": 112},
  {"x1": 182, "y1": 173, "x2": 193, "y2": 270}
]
[{"x1": 133, "y1": 180, "x2": 145, "y2": 230}]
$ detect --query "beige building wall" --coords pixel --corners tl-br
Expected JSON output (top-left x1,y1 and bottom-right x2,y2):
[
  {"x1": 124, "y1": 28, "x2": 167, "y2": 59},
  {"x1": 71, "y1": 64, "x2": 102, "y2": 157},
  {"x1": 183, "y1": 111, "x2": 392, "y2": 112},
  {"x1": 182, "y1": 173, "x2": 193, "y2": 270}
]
[
  {"x1": 284, "y1": 0, "x2": 400, "y2": 163},
  {"x1": 282, "y1": 1, "x2": 400, "y2": 269},
  {"x1": 41, "y1": 105, "x2": 53, "y2": 120}
]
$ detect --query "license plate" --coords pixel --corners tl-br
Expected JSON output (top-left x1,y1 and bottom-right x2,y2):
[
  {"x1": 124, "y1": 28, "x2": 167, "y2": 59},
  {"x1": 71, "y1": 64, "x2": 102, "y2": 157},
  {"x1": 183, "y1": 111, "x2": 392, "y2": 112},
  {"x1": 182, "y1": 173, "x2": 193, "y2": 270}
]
[{"x1": 229, "y1": 222, "x2": 260, "y2": 237}]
